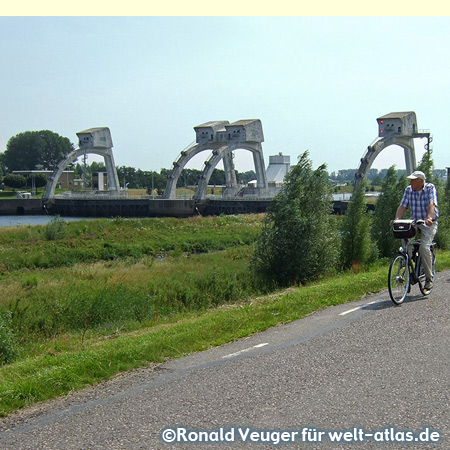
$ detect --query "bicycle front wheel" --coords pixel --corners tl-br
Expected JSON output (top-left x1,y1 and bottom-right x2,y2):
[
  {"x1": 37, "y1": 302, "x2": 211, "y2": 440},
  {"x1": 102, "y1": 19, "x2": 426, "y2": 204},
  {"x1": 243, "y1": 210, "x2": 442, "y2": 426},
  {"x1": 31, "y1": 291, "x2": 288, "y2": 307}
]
[{"x1": 388, "y1": 254, "x2": 410, "y2": 305}]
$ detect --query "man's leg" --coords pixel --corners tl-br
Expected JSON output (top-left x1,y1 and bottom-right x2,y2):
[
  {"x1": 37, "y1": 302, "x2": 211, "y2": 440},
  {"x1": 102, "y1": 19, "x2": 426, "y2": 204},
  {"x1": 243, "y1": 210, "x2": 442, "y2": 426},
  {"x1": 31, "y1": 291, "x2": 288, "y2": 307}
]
[{"x1": 419, "y1": 222, "x2": 438, "y2": 287}]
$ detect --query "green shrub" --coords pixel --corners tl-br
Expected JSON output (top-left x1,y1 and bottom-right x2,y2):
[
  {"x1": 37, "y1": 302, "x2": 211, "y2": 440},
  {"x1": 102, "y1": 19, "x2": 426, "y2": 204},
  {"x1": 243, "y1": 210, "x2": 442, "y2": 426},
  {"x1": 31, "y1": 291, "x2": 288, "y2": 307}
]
[
  {"x1": 0, "y1": 310, "x2": 17, "y2": 365},
  {"x1": 253, "y1": 151, "x2": 339, "y2": 286},
  {"x1": 21, "y1": 275, "x2": 39, "y2": 289},
  {"x1": 44, "y1": 216, "x2": 67, "y2": 241},
  {"x1": 372, "y1": 167, "x2": 408, "y2": 257},
  {"x1": 341, "y1": 183, "x2": 378, "y2": 269}
]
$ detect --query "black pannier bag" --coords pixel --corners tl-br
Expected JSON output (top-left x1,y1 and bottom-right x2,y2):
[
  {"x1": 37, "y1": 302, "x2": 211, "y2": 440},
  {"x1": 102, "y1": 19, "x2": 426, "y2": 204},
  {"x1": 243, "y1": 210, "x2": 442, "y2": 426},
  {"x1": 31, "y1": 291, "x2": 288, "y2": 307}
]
[{"x1": 392, "y1": 220, "x2": 416, "y2": 239}]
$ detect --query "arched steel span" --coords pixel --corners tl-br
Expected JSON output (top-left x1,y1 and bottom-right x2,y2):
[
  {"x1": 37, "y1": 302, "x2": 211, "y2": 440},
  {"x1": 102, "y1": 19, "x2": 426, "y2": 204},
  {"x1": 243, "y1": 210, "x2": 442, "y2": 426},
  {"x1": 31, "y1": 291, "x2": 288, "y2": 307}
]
[
  {"x1": 43, "y1": 127, "x2": 120, "y2": 200},
  {"x1": 163, "y1": 142, "x2": 267, "y2": 200},
  {"x1": 354, "y1": 112, "x2": 432, "y2": 191},
  {"x1": 354, "y1": 135, "x2": 416, "y2": 191},
  {"x1": 195, "y1": 142, "x2": 267, "y2": 200},
  {"x1": 163, "y1": 120, "x2": 267, "y2": 200}
]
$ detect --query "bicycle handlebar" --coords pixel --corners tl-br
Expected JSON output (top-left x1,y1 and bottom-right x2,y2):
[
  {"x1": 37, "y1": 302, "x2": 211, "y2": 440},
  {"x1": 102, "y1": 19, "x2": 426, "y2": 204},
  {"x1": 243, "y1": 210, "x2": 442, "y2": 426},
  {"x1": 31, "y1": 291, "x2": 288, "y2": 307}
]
[
  {"x1": 390, "y1": 218, "x2": 431, "y2": 233},
  {"x1": 392, "y1": 219, "x2": 431, "y2": 227}
]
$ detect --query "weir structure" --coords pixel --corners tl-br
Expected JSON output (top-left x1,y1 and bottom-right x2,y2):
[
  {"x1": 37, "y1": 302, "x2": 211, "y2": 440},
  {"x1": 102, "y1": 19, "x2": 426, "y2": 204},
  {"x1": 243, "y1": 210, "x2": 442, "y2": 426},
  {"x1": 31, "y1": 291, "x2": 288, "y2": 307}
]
[
  {"x1": 163, "y1": 120, "x2": 267, "y2": 200},
  {"x1": 354, "y1": 112, "x2": 431, "y2": 190},
  {"x1": 43, "y1": 127, "x2": 121, "y2": 200}
]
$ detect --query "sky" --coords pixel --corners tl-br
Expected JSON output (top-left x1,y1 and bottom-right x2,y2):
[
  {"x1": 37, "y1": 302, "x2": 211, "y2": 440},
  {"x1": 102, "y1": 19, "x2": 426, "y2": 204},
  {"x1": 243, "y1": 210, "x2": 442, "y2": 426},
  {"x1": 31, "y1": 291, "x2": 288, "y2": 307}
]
[{"x1": 1, "y1": 16, "x2": 450, "y2": 176}]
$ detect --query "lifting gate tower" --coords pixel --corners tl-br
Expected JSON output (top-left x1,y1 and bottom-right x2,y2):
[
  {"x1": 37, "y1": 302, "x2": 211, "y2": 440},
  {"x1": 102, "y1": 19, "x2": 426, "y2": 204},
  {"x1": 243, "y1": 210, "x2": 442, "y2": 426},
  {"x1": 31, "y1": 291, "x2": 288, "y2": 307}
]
[
  {"x1": 354, "y1": 111, "x2": 431, "y2": 191},
  {"x1": 43, "y1": 127, "x2": 121, "y2": 200},
  {"x1": 163, "y1": 119, "x2": 267, "y2": 200}
]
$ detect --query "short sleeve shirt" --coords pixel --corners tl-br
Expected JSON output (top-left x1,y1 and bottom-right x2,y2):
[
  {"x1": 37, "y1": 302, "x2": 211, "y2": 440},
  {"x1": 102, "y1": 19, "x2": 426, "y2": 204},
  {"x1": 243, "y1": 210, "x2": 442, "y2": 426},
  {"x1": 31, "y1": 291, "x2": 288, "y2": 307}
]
[{"x1": 400, "y1": 182, "x2": 439, "y2": 221}]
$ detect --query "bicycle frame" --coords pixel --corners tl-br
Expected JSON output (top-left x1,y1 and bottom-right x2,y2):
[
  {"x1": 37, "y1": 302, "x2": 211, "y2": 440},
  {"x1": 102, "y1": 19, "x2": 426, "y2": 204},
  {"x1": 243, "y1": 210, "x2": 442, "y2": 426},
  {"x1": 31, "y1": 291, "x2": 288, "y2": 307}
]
[
  {"x1": 388, "y1": 219, "x2": 436, "y2": 305},
  {"x1": 399, "y1": 238, "x2": 423, "y2": 286}
]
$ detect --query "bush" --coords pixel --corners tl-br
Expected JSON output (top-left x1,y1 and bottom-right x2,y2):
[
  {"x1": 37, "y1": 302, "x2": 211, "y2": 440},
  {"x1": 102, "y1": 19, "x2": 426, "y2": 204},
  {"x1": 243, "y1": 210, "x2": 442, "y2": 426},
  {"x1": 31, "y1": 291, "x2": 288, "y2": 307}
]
[
  {"x1": 44, "y1": 215, "x2": 67, "y2": 241},
  {"x1": 341, "y1": 183, "x2": 377, "y2": 269},
  {"x1": 372, "y1": 167, "x2": 408, "y2": 258},
  {"x1": 435, "y1": 180, "x2": 450, "y2": 250},
  {"x1": 253, "y1": 151, "x2": 339, "y2": 286},
  {"x1": 26, "y1": 173, "x2": 48, "y2": 188},
  {"x1": 3, "y1": 174, "x2": 26, "y2": 189},
  {"x1": 0, "y1": 310, "x2": 17, "y2": 366}
]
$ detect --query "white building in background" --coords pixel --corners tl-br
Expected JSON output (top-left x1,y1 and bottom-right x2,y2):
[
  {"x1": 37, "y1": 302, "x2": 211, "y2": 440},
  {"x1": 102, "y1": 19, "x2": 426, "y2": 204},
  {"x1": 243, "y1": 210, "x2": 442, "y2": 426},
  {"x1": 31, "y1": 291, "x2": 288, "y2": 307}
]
[
  {"x1": 244, "y1": 153, "x2": 291, "y2": 197},
  {"x1": 266, "y1": 152, "x2": 290, "y2": 187}
]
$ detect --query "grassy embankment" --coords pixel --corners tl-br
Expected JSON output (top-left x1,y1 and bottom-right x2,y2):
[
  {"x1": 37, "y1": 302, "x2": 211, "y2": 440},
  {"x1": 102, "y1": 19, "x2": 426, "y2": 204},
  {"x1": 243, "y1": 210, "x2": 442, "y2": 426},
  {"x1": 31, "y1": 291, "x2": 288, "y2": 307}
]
[{"x1": 0, "y1": 214, "x2": 449, "y2": 417}]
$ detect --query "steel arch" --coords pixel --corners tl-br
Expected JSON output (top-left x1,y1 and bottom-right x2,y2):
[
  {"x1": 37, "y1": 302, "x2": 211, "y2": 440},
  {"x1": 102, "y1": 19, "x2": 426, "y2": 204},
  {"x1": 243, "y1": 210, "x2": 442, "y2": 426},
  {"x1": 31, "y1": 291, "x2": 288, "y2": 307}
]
[
  {"x1": 163, "y1": 142, "x2": 267, "y2": 200},
  {"x1": 43, "y1": 146, "x2": 120, "y2": 200},
  {"x1": 354, "y1": 136, "x2": 416, "y2": 190}
]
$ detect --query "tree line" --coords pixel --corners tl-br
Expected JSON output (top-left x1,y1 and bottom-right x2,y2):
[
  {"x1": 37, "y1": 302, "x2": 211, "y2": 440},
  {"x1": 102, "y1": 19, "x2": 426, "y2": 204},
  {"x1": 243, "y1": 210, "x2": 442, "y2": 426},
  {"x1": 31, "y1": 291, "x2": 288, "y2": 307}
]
[{"x1": 330, "y1": 168, "x2": 448, "y2": 184}]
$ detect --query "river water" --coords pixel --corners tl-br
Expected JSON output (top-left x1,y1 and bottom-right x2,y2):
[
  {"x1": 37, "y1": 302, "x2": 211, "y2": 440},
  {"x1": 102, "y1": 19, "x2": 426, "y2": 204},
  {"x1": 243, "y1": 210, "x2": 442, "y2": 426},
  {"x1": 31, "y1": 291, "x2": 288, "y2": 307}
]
[{"x1": 0, "y1": 215, "x2": 95, "y2": 228}]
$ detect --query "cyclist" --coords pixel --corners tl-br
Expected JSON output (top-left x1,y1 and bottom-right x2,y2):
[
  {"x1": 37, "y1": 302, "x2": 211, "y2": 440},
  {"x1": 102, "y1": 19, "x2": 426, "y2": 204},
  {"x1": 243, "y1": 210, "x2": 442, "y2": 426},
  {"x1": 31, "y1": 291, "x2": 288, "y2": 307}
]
[{"x1": 391, "y1": 170, "x2": 439, "y2": 294}]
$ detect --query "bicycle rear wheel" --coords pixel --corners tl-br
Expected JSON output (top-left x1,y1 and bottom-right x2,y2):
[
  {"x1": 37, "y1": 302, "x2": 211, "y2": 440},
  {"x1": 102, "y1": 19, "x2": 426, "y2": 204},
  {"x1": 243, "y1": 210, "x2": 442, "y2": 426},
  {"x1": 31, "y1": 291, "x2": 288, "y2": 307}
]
[{"x1": 388, "y1": 254, "x2": 410, "y2": 305}]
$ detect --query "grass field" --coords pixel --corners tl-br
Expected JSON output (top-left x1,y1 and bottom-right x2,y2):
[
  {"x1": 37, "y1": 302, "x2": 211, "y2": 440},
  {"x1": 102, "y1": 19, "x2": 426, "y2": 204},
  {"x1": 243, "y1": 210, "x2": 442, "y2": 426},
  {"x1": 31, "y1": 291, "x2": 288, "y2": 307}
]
[{"x1": 0, "y1": 214, "x2": 449, "y2": 416}]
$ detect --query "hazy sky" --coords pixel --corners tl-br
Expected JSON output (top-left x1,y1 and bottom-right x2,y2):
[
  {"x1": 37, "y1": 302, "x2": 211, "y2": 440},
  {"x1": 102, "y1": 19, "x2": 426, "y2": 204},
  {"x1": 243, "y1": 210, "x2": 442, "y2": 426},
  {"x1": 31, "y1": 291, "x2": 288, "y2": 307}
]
[{"x1": 1, "y1": 16, "x2": 450, "y2": 174}]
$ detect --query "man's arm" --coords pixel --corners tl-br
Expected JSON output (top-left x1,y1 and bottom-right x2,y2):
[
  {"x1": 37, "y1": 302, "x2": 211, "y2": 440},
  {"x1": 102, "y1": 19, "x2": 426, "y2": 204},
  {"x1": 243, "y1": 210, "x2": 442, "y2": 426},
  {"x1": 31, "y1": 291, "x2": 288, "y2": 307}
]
[
  {"x1": 426, "y1": 203, "x2": 435, "y2": 226},
  {"x1": 395, "y1": 205, "x2": 407, "y2": 221},
  {"x1": 390, "y1": 205, "x2": 407, "y2": 227}
]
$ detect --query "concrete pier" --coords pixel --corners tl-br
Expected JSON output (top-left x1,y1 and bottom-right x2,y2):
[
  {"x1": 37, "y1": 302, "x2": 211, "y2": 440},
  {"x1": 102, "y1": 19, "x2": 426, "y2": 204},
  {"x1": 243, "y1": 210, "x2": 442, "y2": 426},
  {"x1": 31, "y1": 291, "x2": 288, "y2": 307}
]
[
  {"x1": 0, "y1": 198, "x2": 43, "y2": 215},
  {"x1": 0, "y1": 198, "x2": 350, "y2": 218}
]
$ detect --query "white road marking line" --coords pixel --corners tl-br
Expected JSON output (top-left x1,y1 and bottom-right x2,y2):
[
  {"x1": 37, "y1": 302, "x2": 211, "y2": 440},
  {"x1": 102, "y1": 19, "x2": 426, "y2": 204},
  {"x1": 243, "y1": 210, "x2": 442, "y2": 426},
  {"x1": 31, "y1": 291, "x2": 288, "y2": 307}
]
[
  {"x1": 222, "y1": 343, "x2": 269, "y2": 359},
  {"x1": 339, "y1": 301, "x2": 377, "y2": 316}
]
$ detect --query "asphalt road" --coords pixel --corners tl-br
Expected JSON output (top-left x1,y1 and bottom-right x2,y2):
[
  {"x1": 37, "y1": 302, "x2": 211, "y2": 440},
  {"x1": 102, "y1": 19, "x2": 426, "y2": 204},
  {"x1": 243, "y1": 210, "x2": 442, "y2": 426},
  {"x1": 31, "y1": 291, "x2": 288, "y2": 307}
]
[{"x1": 1, "y1": 270, "x2": 449, "y2": 449}]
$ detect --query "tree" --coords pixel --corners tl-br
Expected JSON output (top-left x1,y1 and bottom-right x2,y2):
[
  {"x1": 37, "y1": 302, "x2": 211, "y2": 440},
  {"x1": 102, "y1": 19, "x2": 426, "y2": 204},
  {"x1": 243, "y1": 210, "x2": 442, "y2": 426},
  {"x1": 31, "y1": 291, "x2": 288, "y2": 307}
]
[
  {"x1": 89, "y1": 161, "x2": 106, "y2": 173},
  {"x1": 0, "y1": 152, "x2": 4, "y2": 180},
  {"x1": 145, "y1": 171, "x2": 167, "y2": 196},
  {"x1": 416, "y1": 149, "x2": 435, "y2": 182},
  {"x1": 209, "y1": 168, "x2": 226, "y2": 186},
  {"x1": 436, "y1": 180, "x2": 450, "y2": 250},
  {"x1": 371, "y1": 166, "x2": 407, "y2": 257},
  {"x1": 3, "y1": 130, "x2": 73, "y2": 171},
  {"x1": 38, "y1": 130, "x2": 73, "y2": 169},
  {"x1": 253, "y1": 151, "x2": 339, "y2": 286},
  {"x1": 3, "y1": 174, "x2": 27, "y2": 189},
  {"x1": 117, "y1": 166, "x2": 137, "y2": 188},
  {"x1": 341, "y1": 183, "x2": 377, "y2": 269},
  {"x1": 236, "y1": 170, "x2": 256, "y2": 184},
  {"x1": 334, "y1": 169, "x2": 357, "y2": 182},
  {"x1": 414, "y1": 149, "x2": 450, "y2": 249},
  {"x1": 26, "y1": 173, "x2": 48, "y2": 189}
]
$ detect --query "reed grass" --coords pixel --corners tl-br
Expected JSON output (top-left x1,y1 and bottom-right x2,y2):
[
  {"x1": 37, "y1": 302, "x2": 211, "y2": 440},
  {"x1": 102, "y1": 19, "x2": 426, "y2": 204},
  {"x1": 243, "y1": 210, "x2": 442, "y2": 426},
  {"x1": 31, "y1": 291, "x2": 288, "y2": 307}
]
[
  {"x1": 2, "y1": 246, "x2": 268, "y2": 342},
  {"x1": 0, "y1": 214, "x2": 263, "y2": 272}
]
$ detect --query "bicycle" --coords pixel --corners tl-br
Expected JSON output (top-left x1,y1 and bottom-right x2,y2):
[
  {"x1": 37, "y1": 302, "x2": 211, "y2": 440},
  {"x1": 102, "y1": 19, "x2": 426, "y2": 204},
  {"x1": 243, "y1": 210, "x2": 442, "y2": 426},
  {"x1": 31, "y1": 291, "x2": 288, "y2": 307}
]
[{"x1": 388, "y1": 219, "x2": 437, "y2": 305}]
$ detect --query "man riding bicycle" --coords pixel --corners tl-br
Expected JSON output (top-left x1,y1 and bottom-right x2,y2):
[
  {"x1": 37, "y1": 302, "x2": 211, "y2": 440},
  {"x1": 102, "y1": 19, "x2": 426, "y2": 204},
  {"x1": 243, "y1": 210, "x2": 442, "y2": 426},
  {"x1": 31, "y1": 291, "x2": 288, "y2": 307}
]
[{"x1": 391, "y1": 170, "x2": 439, "y2": 294}]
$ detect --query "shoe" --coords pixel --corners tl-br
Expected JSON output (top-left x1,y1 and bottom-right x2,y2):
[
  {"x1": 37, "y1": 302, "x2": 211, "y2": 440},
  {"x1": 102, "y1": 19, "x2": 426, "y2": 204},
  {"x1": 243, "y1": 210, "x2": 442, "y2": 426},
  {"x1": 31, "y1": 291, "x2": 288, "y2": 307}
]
[{"x1": 423, "y1": 280, "x2": 433, "y2": 295}]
